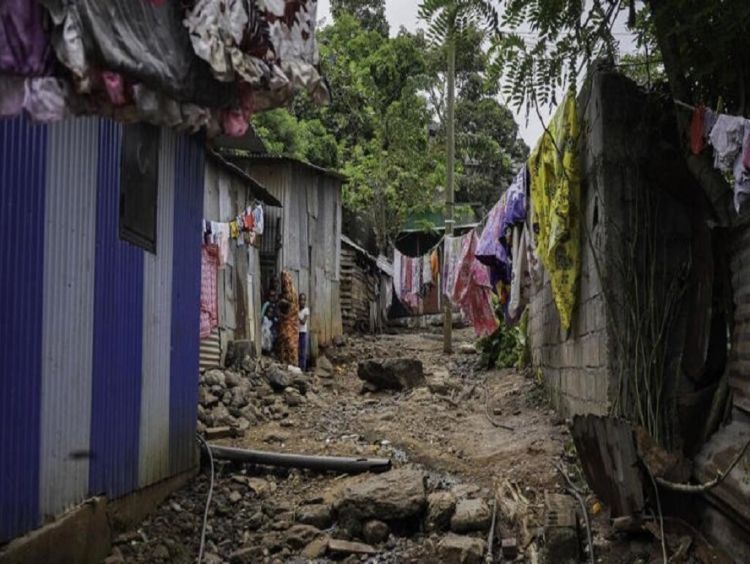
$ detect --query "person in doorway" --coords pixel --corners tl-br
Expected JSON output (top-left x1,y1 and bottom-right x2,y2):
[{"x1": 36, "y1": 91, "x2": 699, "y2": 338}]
[
  {"x1": 261, "y1": 288, "x2": 278, "y2": 319},
  {"x1": 277, "y1": 271, "x2": 299, "y2": 366},
  {"x1": 298, "y1": 293, "x2": 310, "y2": 371}
]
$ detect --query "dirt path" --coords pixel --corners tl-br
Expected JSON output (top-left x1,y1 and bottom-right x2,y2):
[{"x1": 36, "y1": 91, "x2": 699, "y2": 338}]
[{"x1": 110, "y1": 329, "x2": 661, "y2": 563}]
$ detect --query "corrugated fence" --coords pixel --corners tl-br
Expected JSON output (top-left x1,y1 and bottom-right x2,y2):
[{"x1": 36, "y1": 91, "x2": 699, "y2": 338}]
[{"x1": 0, "y1": 114, "x2": 204, "y2": 542}]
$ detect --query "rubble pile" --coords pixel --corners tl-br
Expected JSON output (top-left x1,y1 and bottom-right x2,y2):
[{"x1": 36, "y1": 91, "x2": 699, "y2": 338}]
[
  {"x1": 110, "y1": 462, "x2": 500, "y2": 564},
  {"x1": 196, "y1": 359, "x2": 316, "y2": 438}
]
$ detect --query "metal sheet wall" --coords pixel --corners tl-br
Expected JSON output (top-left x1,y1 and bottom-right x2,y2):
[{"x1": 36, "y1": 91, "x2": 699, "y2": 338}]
[
  {"x1": 169, "y1": 133, "x2": 204, "y2": 474},
  {"x1": 39, "y1": 118, "x2": 99, "y2": 518},
  {"x1": 0, "y1": 116, "x2": 47, "y2": 542},
  {"x1": 729, "y1": 218, "x2": 750, "y2": 415},
  {"x1": 140, "y1": 128, "x2": 176, "y2": 486},
  {"x1": 89, "y1": 119, "x2": 144, "y2": 500},
  {"x1": 0, "y1": 114, "x2": 205, "y2": 543}
]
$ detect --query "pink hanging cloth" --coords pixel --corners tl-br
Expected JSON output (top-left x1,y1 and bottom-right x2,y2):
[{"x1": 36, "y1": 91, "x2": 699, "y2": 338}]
[{"x1": 452, "y1": 232, "x2": 497, "y2": 336}]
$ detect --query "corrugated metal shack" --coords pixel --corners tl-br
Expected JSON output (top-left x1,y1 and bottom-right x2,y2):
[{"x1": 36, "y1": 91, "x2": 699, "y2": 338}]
[
  {"x1": 340, "y1": 235, "x2": 393, "y2": 333},
  {"x1": 222, "y1": 153, "x2": 345, "y2": 358},
  {"x1": 0, "y1": 115, "x2": 204, "y2": 543},
  {"x1": 201, "y1": 152, "x2": 281, "y2": 367}
]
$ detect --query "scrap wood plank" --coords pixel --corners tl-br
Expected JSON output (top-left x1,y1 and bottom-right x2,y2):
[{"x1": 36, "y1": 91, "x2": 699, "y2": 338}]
[{"x1": 570, "y1": 415, "x2": 645, "y2": 518}]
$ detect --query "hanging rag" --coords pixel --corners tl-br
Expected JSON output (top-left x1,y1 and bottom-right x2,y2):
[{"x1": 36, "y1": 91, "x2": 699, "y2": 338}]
[
  {"x1": 422, "y1": 254, "x2": 432, "y2": 287},
  {"x1": 452, "y1": 232, "x2": 497, "y2": 336},
  {"x1": 211, "y1": 221, "x2": 231, "y2": 266},
  {"x1": 499, "y1": 167, "x2": 528, "y2": 242},
  {"x1": 690, "y1": 105, "x2": 707, "y2": 155},
  {"x1": 0, "y1": 0, "x2": 53, "y2": 76},
  {"x1": 253, "y1": 205, "x2": 265, "y2": 234},
  {"x1": 393, "y1": 250, "x2": 403, "y2": 305},
  {"x1": 528, "y1": 92, "x2": 581, "y2": 332},
  {"x1": 443, "y1": 234, "x2": 470, "y2": 299},
  {"x1": 476, "y1": 192, "x2": 510, "y2": 284},
  {"x1": 709, "y1": 114, "x2": 746, "y2": 172},
  {"x1": 200, "y1": 244, "x2": 220, "y2": 338},
  {"x1": 507, "y1": 224, "x2": 532, "y2": 323},
  {"x1": 430, "y1": 250, "x2": 440, "y2": 283},
  {"x1": 229, "y1": 220, "x2": 240, "y2": 239}
]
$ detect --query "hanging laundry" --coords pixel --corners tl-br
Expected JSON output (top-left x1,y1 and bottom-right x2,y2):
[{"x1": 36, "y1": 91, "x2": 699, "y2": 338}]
[
  {"x1": 452, "y1": 232, "x2": 497, "y2": 337},
  {"x1": 500, "y1": 167, "x2": 528, "y2": 242},
  {"x1": 442, "y1": 234, "x2": 469, "y2": 299},
  {"x1": 0, "y1": 0, "x2": 53, "y2": 76},
  {"x1": 507, "y1": 224, "x2": 532, "y2": 323},
  {"x1": 528, "y1": 92, "x2": 581, "y2": 332},
  {"x1": 393, "y1": 251, "x2": 403, "y2": 306},
  {"x1": 430, "y1": 250, "x2": 440, "y2": 283},
  {"x1": 253, "y1": 205, "x2": 264, "y2": 234},
  {"x1": 211, "y1": 221, "x2": 231, "y2": 266},
  {"x1": 476, "y1": 192, "x2": 511, "y2": 285},
  {"x1": 200, "y1": 244, "x2": 220, "y2": 339},
  {"x1": 422, "y1": 254, "x2": 432, "y2": 287},
  {"x1": 229, "y1": 220, "x2": 240, "y2": 239},
  {"x1": 708, "y1": 114, "x2": 746, "y2": 172},
  {"x1": 690, "y1": 105, "x2": 707, "y2": 155}
]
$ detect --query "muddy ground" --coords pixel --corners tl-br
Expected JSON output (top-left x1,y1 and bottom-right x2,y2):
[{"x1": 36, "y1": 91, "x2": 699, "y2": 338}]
[{"x1": 108, "y1": 329, "x2": 728, "y2": 563}]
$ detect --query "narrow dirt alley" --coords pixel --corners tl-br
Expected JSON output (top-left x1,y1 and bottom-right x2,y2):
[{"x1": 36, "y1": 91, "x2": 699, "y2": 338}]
[{"x1": 109, "y1": 328, "x2": 666, "y2": 563}]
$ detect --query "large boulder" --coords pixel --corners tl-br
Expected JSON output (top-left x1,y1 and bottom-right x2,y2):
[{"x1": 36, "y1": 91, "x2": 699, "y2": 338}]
[
  {"x1": 357, "y1": 358, "x2": 425, "y2": 391},
  {"x1": 333, "y1": 467, "x2": 426, "y2": 530},
  {"x1": 437, "y1": 534, "x2": 486, "y2": 564}
]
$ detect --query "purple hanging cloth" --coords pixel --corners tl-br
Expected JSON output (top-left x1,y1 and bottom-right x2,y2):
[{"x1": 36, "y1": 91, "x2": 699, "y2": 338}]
[
  {"x1": 0, "y1": 1, "x2": 53, "y2": 76},
  {"x1": 476, "y1": 191, "x2": 511, "y2": 284},
  {"x1": 499, "y1": 166, "x2": 528, "y2": 246}
]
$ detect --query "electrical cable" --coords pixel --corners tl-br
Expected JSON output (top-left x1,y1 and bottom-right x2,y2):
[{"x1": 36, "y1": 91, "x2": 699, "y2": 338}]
[{"x1": 195, "y1": 434, "x2": 215, "y2": 564}]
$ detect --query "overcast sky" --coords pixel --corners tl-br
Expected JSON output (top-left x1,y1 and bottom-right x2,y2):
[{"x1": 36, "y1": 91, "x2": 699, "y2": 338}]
[{"x1": 316, "y1": 1, "x2": 638, "y2": 148}]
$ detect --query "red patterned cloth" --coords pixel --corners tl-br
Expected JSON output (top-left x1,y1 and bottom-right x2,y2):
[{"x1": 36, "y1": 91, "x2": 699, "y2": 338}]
[
  {"x1": 690, "y1": 105, "x2": 707, "y2": 155},
  {"x1": 200, "y1": 244, "x2": 220, "y2": 339},
  {"x1": 452, "y1": 232, "x2": 497, "y2": 336}
]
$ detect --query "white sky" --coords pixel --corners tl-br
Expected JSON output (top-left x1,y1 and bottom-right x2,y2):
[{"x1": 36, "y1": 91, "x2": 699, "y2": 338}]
[{"x1": 316, "y1": 1, "x2": 640, "y2": 148}]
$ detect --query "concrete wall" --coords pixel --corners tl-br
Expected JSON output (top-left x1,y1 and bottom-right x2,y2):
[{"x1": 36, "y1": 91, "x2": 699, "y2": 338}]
[{"x1": 528, "y1": 69, "x2": 692, "y2": 417}]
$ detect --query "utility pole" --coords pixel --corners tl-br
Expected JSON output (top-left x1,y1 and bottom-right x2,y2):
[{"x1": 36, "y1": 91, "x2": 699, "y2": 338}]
[{"x1": 443, "y1": 38, "x2": 455, "y2": 354}]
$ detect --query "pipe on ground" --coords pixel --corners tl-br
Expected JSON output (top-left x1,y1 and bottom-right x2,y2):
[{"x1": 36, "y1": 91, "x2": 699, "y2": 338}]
[{"x1": 203, "y1": 444, "x2": 392, "y2": 474}]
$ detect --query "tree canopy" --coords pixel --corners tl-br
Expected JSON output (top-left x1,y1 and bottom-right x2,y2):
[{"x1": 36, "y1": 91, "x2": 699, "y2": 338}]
[{"x1": 253, "y1": 11, "x2": 528, "y2": 246}]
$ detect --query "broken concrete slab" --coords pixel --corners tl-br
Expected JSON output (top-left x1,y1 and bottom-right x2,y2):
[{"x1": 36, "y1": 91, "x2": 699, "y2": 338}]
[
  {"x1": 426, "y1": 491, "x2": 457, "y2": 532},
  {"x1": 437, "y1": 534, "x2": 486, "y2": 564},
  {"x1": 296, "y1": 504, "x2": 333, "y2": 529},
  {"x1": 284, "y1": 524, "x2": 322, "y2": 550},
  {"x1": 327, "y1": 539, "x2": 377, "y2": 556},
  {"x1": 357, "y1": 358, "x2": 425, "y2": 391},
  {"x1": 301, "y1": 535, "x2": 329, "y2": 558},
  {"x1": 450, "y1": 498, "x2": 491, "y2": 533},
  {"x1": 332, "y1": 467, "x2": 427, "y2": 525}
]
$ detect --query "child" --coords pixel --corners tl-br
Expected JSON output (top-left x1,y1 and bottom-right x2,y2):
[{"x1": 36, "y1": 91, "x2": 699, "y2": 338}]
[{"x1": 298, "y1": 293, "x2": 310, "y2": 371}]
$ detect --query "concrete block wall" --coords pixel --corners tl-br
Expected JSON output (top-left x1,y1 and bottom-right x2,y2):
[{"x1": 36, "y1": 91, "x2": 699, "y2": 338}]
[{"x1": 528, "y1": 69, "x2": 649, "y2": 417}]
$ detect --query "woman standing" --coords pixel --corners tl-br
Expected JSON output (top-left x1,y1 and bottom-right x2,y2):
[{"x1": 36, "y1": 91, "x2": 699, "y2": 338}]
[{"x1": 277, "y1": 271, "x2": 299, "y2": 366}]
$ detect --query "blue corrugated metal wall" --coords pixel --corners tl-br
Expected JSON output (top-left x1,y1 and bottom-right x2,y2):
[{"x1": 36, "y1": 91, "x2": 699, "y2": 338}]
[
  {"x1": 170, "y1": 134, "x2": 205, "y2": 473},
  {"x1": 89, "y1": 119, "x2": 145, "y2": 499},
  {"x1": 0, "y1": 116, "x2": 47, "y2": 542},
  {"x1": 0, "y1": 114, "x2": 204, "y2": 543}
]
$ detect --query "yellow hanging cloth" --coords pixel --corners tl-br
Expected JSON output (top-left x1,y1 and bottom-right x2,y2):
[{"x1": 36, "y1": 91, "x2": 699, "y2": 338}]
[
  {"x1": 527, "y1": 92, "x2": 581, "y2": 332},
  {"x1": 229, "y1": 220, "x2": 240, "y2": 239}
]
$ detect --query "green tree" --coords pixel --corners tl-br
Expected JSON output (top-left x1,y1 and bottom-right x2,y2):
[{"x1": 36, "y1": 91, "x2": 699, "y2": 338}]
[{"x1": 331, "y1": 0, "x2": 389, "y2": 36}]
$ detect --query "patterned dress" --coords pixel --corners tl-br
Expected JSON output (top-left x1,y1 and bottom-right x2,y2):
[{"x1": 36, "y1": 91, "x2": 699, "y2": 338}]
[{"x1": 277, "y1": 271, "x2": 299, "y2": 366}]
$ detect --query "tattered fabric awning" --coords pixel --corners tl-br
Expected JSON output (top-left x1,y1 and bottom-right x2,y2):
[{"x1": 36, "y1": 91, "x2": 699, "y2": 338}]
[{"x1": 0, "y1": 0, "x2": 329, "y2": 135}]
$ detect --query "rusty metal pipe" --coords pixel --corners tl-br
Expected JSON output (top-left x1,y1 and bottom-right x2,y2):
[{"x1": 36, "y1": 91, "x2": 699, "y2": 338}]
[{"x1": 203, "y1": 444, "x2": 392, "y2": 474}]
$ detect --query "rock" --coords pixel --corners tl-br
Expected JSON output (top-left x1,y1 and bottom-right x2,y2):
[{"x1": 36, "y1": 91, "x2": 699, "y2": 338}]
[
  {"x1": 297, "y1": 504, "x2": 333, "y2": 529},
  {"x1": 263, "y1": 431, "x2": 288, "y2": 444},
  {"x1": 236, "y1": 417, "x2": 251, "y2": 432},
  {"x1": 203, "y1": 369, "x2": 226, "y2": 387},
  {"x1": 210, "y1": 404, "x2": 232, "y2": 426},
  {"x1": 283, "y1": 387, "x2": 305, "y2": 407},
  {"x1": 229, "y1": 491, "x2": 242, "y2": 503},
  {"x1": 285, "y1": 524, "x2": 322, "y2": 550},
  {"x1": 327, "y1": 539, "x2": 376, "y2": 556},
  {"x1": 437, "y1": 534, "x2": 486, "y2": 564},
  {"x1": 228, "y1": 547, "x2": 263, "y2": 564},
  {"x1": 291, "y1": 375, "x2": 310, "y2": 395},
  {"x1": 199, "y1": 388, "x2": 219, "y2": 407},
  {"x1": 152, "y1": 544, "x2": 170, "y2": 560},
  {"x1": 224, "y1": 371, "x2": 242, "y2": 388},
  {"x1": 301, "y1": 536, "x2": 329, "y2": 559},
  {"x1": 231, "y1": 387, "x2": 249, "y2": 409},
  {"x1": 362, "y1": 520, "x2": 390, "y2": 545},
  {"x1": 450, "y1": 499, "x2": 491, "y2": 533},
  {"x1": 247, "y1": 509, "x2": 266, "y2": 530},
  {"x1": 357, "y1": 358, "x2": 425, "y2": 391},
  {"x1": 266, "y1": 367, "x2": 293, "y2": 392},
  {"x1": 458, "y1": 343, "x2": 477, "y2": 355},
  {"x1": 204, "y1": 426, "x2": 233, "y2": 440},
  {"x1": 316, "y1": 355, "x2": 334, "y2": 377},
  {"x1": 426, "y1": 491, "x2": 457, "y2": 532},
  {"x1": 333, "y1": 467, "x2": 426, "y2": 526}
]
